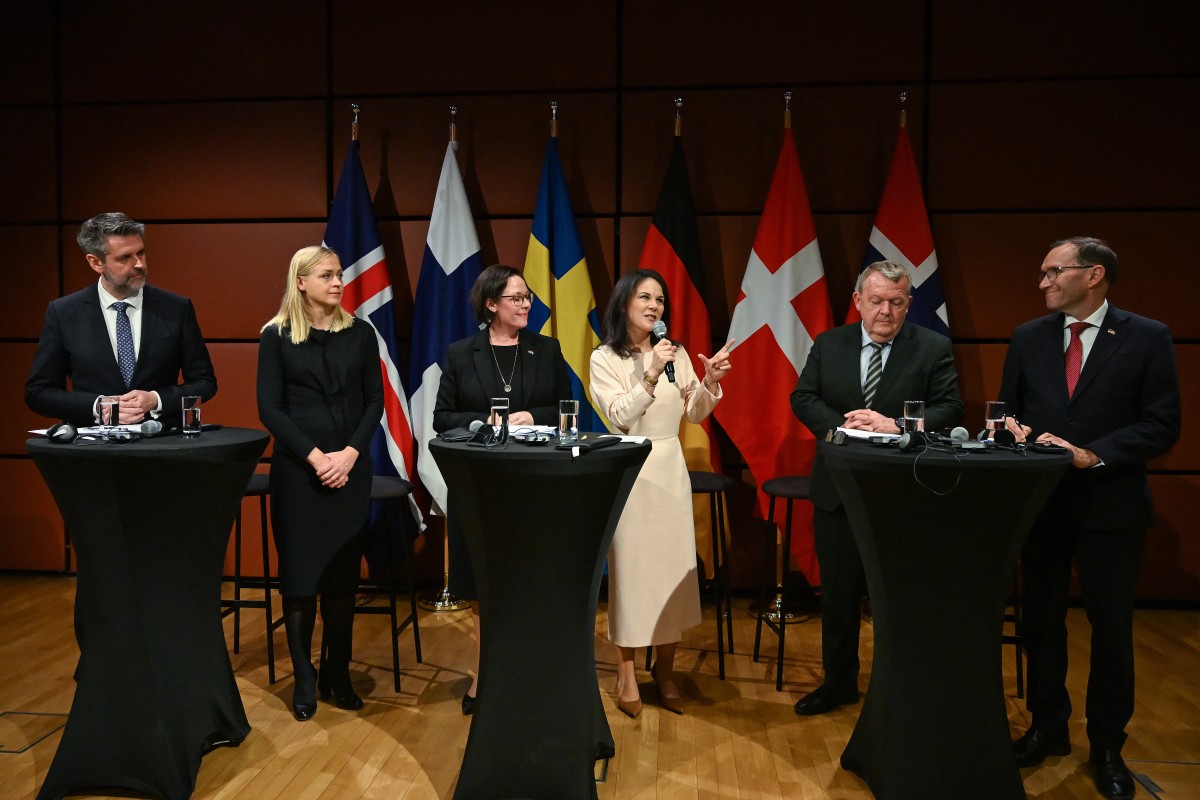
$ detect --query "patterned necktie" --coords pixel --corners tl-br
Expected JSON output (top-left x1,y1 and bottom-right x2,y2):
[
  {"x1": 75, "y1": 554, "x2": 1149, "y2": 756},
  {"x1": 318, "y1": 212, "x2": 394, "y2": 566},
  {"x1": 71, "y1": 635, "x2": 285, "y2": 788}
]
[
  {"x1": 1064, "y1": 320, "x2": 1090, "y2": 398},
  {"x1": 863, "y1": 342, "x2": 884, "y2": 408},
  {"x1": 112, "y1": 301, "x2": 136, "y2": 388}
]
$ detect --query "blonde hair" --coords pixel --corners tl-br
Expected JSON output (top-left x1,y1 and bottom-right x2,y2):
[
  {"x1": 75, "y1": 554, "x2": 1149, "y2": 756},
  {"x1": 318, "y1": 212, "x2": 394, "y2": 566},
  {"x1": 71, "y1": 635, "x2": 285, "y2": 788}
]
[{"x1": 263, "y1": 245, "x2": 356, "y2": 344}]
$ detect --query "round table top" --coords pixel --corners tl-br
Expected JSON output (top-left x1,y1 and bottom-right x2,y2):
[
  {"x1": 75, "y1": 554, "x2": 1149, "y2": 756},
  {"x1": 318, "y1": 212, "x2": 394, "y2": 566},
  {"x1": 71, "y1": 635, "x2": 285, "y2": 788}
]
[{"x1": 27, "y1": 426, "x2": 270, "y2": 461}]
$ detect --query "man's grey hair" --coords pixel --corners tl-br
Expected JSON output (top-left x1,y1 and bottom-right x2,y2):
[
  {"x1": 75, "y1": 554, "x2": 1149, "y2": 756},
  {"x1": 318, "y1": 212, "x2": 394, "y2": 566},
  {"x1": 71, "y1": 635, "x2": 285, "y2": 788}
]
[
  {"x1": 855, "y1": 260, "x2": 911, "y2": 294},
  {"x1": 76, "y1": 213, "x2": 145, "y2": 259}
]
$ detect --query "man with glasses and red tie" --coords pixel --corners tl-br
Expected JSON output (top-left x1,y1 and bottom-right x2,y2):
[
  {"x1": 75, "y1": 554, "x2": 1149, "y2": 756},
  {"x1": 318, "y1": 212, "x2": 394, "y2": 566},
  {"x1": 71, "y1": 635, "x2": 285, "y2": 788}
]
[{"x1": 1000, "y1": 237, "x2": 1179, "y2": 800}]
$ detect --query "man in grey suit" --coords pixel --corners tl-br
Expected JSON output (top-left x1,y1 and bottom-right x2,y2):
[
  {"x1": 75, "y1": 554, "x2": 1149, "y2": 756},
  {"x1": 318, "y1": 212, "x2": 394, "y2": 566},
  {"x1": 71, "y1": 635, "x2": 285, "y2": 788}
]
[
  {"x1": 26, "y1": 212, "x2": 217, "y2": 427},
  {"x1": 1002, "y1": 237, "x2": 1179, "y2": 800},
  {"x1": 790, "y1": 260, "x2": 963, "y2": 715}
]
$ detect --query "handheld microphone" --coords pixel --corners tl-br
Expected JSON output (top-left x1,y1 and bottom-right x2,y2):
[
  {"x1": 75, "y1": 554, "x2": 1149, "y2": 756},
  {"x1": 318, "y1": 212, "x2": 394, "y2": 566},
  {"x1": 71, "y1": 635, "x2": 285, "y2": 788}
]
[
  {"x1": 139, "y1": 419, "x2": 163, "y2": 436},
  {"x1": 47, "y1": 422, "x2": 78, "y2": 443},
  {"x1": 650, "y1": 320, "x2": 676, "y2": 383},
  {"x1": 468, "y1": 419, "x2": 484, "y2": 433}
]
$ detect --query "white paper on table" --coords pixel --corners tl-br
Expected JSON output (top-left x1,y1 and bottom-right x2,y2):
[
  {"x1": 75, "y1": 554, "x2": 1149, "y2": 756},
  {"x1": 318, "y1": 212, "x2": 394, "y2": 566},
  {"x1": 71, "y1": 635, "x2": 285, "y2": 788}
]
[{"x1": 836, "y1": 426, "x2": 899, "y2": 442}]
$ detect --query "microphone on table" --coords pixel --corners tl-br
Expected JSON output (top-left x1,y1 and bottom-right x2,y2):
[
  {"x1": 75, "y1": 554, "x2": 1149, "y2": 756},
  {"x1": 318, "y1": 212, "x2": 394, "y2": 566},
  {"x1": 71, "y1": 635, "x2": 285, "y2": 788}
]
[
  {"x1": 650, "y1": 320, "x2": 676, "y2": 383},
  {"x1": 47, "y1": 422, "x2": 78, "y2": 443},
  {"x1": 139, "y1": 419, "x2": 164, "y2": 436}
]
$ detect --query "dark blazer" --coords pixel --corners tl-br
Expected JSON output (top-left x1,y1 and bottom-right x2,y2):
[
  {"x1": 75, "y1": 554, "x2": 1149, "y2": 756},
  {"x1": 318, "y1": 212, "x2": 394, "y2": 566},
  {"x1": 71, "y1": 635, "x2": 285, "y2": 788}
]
[
  {"x1": 25, "y1": 283, "x2": 217, "y2": 426},
  {"x1": 999, "y1": 305, "x2": 1180, "y2": 530},
  {"x1": 791, "y1": 321, "x2": 964, "y2": 511},
  {"x1": 432, "y1": 328, "x2": 571, "y2": 431}
]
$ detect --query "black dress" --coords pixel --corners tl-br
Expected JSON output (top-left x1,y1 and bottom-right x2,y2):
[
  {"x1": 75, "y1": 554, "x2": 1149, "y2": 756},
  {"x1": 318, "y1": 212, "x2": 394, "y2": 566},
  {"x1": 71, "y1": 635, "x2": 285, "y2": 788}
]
[{"x1": 257, "y1": 320, "x2": 384, "y2": 596}]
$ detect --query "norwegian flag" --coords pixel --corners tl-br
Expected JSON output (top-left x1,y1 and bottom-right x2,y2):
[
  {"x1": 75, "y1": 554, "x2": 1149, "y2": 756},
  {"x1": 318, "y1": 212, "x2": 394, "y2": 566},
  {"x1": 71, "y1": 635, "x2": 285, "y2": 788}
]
[
  {"x1": 713, "y1": 126, "x2": 832, "y2": 584},
  {"x1": 324, "y1": 139, "x2": 423, "y2": 528},
  {"x1": 846, "y1": 119, "x2": 948, "y2": 334}
]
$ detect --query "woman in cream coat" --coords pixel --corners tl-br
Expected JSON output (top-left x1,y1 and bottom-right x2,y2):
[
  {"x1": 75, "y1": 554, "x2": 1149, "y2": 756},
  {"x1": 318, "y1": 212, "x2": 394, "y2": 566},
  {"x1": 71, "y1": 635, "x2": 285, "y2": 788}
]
[{"x1": 590, "y1": 268, "x2": 733, "y2": 717}]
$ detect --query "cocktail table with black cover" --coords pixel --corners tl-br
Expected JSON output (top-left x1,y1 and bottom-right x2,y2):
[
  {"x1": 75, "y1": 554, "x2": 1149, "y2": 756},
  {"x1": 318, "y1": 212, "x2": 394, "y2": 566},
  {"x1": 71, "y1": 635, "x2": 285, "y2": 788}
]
[
  {"x1": 28, "y1": 427, "x2": 269, "y2": 800},
  {"x1": 819, "y1": 438, "x2": 1071, "y2": 800},
  {"x1": 430, "y1": 436, "x2": 651, "y2": 800}
]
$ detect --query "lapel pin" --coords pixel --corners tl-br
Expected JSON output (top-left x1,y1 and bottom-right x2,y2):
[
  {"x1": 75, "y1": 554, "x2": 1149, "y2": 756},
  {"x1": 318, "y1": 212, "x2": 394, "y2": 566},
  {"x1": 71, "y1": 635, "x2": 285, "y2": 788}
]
[
  {"x1": 527, "y1": 349, "x2": 535, "y2": 355},
  {"x1": 1106, "y1": 328, "x2": 1116, "y2": 335}
]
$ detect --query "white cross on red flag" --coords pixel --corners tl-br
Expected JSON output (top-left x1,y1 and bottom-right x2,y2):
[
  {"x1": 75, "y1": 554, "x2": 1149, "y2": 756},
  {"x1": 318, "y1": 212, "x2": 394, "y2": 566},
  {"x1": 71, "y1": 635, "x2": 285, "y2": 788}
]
[{"x1": 714, "y1": 127, "x2": 832, "y2": 583}]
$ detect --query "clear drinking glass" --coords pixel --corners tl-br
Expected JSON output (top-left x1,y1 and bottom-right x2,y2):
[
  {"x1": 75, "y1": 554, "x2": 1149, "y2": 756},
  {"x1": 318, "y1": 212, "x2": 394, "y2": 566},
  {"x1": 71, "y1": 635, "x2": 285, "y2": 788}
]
[
  {"x1": 489, "y1": 397, "x2": 510, "y2": 444},
  {"x1": 181, "y1": 395, "x2": 202, "y2": 437},
  {"x1": 557, "y1": 399, "x2": 579, "y2": 444},
  {"x1": 902, "y1": 400, "x2": 925, "y2": 433},
  {"x1": 98, "y1": 396, "x2": 120, "y2": 428},
  {"x1": 985, "y1": 401, "x2": 1007, "y2": 435}
]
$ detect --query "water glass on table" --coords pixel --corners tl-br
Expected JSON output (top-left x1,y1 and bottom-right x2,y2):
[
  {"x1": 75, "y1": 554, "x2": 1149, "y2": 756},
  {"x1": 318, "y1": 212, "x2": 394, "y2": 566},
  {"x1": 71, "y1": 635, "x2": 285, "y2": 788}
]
[
  {"x1": 985, "y1": 401, "x2": 1007, "y2": 437},
  {"x1": 558, "y1": 399, "x2": 579, "y2": 444},
  {"x1": 98, "y1": 395, "x2": 120, "y2": 428},
  {"x1": 489, "y1": 397, "x2": 510, "y2": 444},
  {"x1": 181, "y1": 395, "x2": 202, "y2": 437},
  {"x1": 902, "y1": 400, "x2": 925, "y2": 433}
]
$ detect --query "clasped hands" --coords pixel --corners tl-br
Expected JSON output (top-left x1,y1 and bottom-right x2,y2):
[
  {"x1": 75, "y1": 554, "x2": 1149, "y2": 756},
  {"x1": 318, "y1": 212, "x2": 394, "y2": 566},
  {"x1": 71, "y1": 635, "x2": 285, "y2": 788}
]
[
  {"x1": 308, "y1": 446, "x2": 360, "y2": 489},
  {"x1": 842, "y1": 408, "x2": 898, "y2": 433},
  {"x1": 116, "y1": 389, "x2": 159, "y2": 424}
]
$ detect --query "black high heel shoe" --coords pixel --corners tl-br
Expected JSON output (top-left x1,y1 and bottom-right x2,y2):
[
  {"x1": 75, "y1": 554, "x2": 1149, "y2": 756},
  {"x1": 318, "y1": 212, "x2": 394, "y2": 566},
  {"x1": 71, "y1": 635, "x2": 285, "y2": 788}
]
[
  {"x1": 292, "y1": 663, "x2": 318, "y2": 722},
  {"x1": 461, "y1": 689, "x2": 477, "y2": 716},
  {"x1": 318, "y1": 666, "x2": 364, "y2": 711}
]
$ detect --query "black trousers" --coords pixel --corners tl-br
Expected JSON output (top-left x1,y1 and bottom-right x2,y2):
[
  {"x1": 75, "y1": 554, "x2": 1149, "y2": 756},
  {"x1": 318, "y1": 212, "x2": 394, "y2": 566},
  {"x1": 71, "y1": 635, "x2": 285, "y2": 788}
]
[
  {"x1": 813, "y1": 505, "x2": 868, "y2": 694},
  {"x1": 1020, "y1": 517, "x2": 1144, "y2": 752}
]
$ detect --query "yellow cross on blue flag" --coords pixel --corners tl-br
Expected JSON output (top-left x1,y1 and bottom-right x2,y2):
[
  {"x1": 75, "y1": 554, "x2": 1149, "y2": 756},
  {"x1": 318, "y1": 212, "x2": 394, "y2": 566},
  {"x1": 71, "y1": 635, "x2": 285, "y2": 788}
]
[{"x1": 524, "y1": 136, "x2": 609, "y2": 432}]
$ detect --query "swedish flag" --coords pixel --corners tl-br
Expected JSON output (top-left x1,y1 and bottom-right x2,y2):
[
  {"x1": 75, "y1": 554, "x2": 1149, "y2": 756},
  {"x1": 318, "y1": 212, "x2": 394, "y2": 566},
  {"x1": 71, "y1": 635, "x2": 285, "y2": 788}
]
[{"x1": 524, "y1": 137, "x2": 609, "y2": 432}]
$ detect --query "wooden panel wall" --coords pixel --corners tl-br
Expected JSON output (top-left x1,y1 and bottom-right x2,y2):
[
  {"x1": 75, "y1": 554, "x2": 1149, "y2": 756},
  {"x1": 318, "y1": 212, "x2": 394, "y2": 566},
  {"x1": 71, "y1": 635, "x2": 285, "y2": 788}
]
[{"x1": 2, "y1": 1, "x2": 1196, "y2": 600}]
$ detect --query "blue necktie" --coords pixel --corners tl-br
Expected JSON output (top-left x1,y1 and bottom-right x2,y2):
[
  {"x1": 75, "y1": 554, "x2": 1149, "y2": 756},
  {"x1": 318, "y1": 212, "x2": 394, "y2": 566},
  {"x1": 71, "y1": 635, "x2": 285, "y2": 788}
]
[{"x1": 112, "y1": 301, "x2": 136, "y2": 388}]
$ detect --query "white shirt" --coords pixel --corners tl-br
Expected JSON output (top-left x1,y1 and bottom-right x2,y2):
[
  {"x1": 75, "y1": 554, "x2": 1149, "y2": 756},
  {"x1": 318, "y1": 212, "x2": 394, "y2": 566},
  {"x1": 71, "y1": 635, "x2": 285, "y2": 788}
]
[
  {"x1": 1063, "y1": 300, "x2": 1109, "y2": 368},
  {"x1": 97, "y1": 279, "x2": 144, "y2": 361},
  {"x1": 859, "y1": 324, "x2": 893, "y2": 393}
]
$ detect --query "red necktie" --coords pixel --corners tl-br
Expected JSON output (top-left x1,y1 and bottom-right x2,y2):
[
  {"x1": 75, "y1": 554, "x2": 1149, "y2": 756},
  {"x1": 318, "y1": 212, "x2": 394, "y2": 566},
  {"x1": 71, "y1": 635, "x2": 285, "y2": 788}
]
[{"x1": 1064, "y1": 321, "x2": 1090, "y2": 398}]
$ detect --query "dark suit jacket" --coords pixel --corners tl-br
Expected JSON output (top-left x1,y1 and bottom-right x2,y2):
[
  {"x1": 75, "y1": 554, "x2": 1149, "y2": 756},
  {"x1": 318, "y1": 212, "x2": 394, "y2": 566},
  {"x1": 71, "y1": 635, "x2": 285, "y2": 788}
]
[
  {"x1": 791, "y1": 322, "x2": 964, "y2": 511},
  {"x1": 999, "y1": 305, "x2": 1180, "y2": 530},
  {"x1": 25, "y1": 283, "x2": 217, "y2": 426},
  {"x1": 432, "y1": 329, "x2": 571, "y2": 431}
]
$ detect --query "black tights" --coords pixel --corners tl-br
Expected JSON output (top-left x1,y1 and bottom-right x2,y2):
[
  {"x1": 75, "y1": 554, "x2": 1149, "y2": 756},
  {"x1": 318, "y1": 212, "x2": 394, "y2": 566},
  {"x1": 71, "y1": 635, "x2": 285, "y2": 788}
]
[{"x1": 282, "y1": 593, "x2": 356, "y2": 697}]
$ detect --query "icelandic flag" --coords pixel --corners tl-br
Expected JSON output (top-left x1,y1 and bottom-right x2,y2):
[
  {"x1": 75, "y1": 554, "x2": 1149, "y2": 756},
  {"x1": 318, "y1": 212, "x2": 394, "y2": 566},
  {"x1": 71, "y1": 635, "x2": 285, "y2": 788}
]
[
  {"x1": 324, "y1": 139, "x2": 423, "y2": 528},
  {"x1": 847, "y1": 121, "x2": 948, "y2": 335},
  {"x1": 523, "y1": 136, "x2": 608, "y2": 433},
  {"x1": 408, "y1": 142, "x2": 484, "y2": 514}
]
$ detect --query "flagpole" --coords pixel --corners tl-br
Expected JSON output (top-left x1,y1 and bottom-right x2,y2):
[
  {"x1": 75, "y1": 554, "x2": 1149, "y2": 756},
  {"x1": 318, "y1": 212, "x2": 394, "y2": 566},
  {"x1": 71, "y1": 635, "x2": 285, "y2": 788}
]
[
  {"x1": 419, "y1": 104, "x2": 473, "y2": 614},
  {"x1": 898, "y1": 90, "x2": 908, "y2": 128},
  {"x1": 751, "y1": 88, "x2": 812, "y2": 628},
  {"x1": 351, "y1": 102, "x2": 359, "y2": 142},
  {"x1": 674, "y1": 97, "x2": 683, "y2": 137},
  {"x1": 545, "y1": 100, "x2": 559, "y2": 338}
]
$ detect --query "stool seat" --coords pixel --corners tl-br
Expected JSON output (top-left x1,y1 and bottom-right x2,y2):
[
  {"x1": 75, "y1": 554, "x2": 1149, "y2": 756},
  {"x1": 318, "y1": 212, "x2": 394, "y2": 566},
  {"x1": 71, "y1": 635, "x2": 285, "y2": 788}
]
[
  {"x1": 371, "y1": 475, "x2": 413, "y2": 500},
  {"x1": 244, "y1": 473, "x2": 270, "y2": 497},
  {"x1": 755, "y1": 473, "x2": 814, "y2": 690},
  {"x1": 761, "y1": 476, "x2": 811, "y2": 500},
  {"x1": 352, "y1": 475, "x2": 422, "y2": 692},
  {"x1": 688, "y1": 470, "x2": 736, "y2": 495}
]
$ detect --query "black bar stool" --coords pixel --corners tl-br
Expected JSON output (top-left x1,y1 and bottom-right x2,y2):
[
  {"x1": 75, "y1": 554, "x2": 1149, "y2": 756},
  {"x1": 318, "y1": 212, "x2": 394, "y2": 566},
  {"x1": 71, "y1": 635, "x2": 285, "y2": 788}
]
[
  {"x1": 330, "y1": 475, "x2": 422, "y2": 692},
  {"x1": 689, "y1": 470, "x2": 736, "y2": 679},
  {"x1": 220, "y1": 473, "x2": 282, "y2": 684},
  {"x1": 1002, "y1": 571, "x2": 1024, "y2": 699},
  {"x1": 753, "y1": 475, "x2": 813, "y2": 691}
]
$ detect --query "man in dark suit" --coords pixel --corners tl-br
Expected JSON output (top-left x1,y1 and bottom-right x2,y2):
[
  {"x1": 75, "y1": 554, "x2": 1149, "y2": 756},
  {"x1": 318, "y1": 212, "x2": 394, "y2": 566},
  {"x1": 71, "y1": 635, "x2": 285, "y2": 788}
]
[
  {"x1": 1001, "y1": 237, "x2": 1179, "y2": 800},
  {"x1": 26, "y1": 212, "x2": 217, "y2": 427},
  {"x1": 790, "y1": 260, "x2": 963, "y2": 715}
]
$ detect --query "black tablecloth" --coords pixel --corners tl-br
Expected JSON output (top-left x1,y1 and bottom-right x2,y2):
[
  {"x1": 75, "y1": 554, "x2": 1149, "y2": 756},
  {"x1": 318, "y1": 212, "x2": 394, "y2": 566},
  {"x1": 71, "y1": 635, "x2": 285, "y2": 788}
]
[
  {"x1": 430, "y1": 437, "x2": 651, "y2": 800},
  {"x1": 28, "y1": 427, "x2": 270, "y2": 800},
  {"x1": 821, "y1": 439, "x2": 1071, "y2": 800}
]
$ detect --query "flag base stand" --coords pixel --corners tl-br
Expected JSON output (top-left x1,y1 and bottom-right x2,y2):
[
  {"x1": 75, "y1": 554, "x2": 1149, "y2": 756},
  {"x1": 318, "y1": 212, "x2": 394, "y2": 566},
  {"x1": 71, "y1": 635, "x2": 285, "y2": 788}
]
[
  {"x1": 418, "y1": 582, "x2": 470, "y2": 613},
  {"x1": 749, "y1": 590, "x2": 811, "y2": 624}
]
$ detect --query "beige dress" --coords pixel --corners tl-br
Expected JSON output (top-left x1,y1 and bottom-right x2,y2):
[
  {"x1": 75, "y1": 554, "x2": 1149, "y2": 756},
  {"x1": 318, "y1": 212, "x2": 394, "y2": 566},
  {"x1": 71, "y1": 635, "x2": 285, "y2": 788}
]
[{"x1": 590, "y1": 345, "x2": 722, "y2": 647}]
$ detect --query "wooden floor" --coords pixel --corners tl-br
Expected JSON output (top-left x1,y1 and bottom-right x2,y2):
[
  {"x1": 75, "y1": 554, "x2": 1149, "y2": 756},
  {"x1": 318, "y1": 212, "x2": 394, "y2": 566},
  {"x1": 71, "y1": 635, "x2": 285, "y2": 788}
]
[{"x1": 0, "y1": 574, "x2": 1197, "y2": 799}]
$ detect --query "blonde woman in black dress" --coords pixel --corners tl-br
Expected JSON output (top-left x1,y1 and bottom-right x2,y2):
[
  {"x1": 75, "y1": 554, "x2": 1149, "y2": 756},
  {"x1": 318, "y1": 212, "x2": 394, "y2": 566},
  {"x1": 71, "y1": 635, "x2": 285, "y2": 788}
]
[{"x1": 257, "y1": 245, "x2": 383, "y2": 721}]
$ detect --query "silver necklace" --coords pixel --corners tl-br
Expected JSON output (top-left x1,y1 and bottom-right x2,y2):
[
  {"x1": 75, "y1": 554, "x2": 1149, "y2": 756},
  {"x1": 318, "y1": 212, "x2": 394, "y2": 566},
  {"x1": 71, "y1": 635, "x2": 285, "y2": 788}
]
[{"x1": 490, "y1": 343, "x2": 518, "y2": 393}]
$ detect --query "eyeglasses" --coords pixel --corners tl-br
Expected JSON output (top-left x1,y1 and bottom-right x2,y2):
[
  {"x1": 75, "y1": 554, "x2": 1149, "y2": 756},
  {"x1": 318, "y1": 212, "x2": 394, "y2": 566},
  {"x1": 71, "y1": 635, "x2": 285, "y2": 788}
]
[
  {"x1": 500, "y1": 294, "x2": 533, "y2": 306},
  {"x1": 1040, "y1": 265, "x2": 1094, "y2": 283}
]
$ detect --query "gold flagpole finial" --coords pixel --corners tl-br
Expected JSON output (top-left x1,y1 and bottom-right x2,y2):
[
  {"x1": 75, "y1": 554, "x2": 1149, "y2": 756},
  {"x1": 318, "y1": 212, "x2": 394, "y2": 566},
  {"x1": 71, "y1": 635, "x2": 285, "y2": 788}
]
[
  {"x1": 899, "y1": 91, "x2": 908, "y2": 128},
  {"x1": 449, "y1": 105, "x2": 459, "y2": 144},
  {"x1": 550, "y1": 100, "x2": 558, "y2": 138},
  {"x1": 351, "y1": 103, "x2": 360, "y2": 142},
  {"x1": 674, "y1": 97, "x2": 683, "y2": 137},
  {"x1": 784, "y1": 91, "x2": 793, "y2": 130}
]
